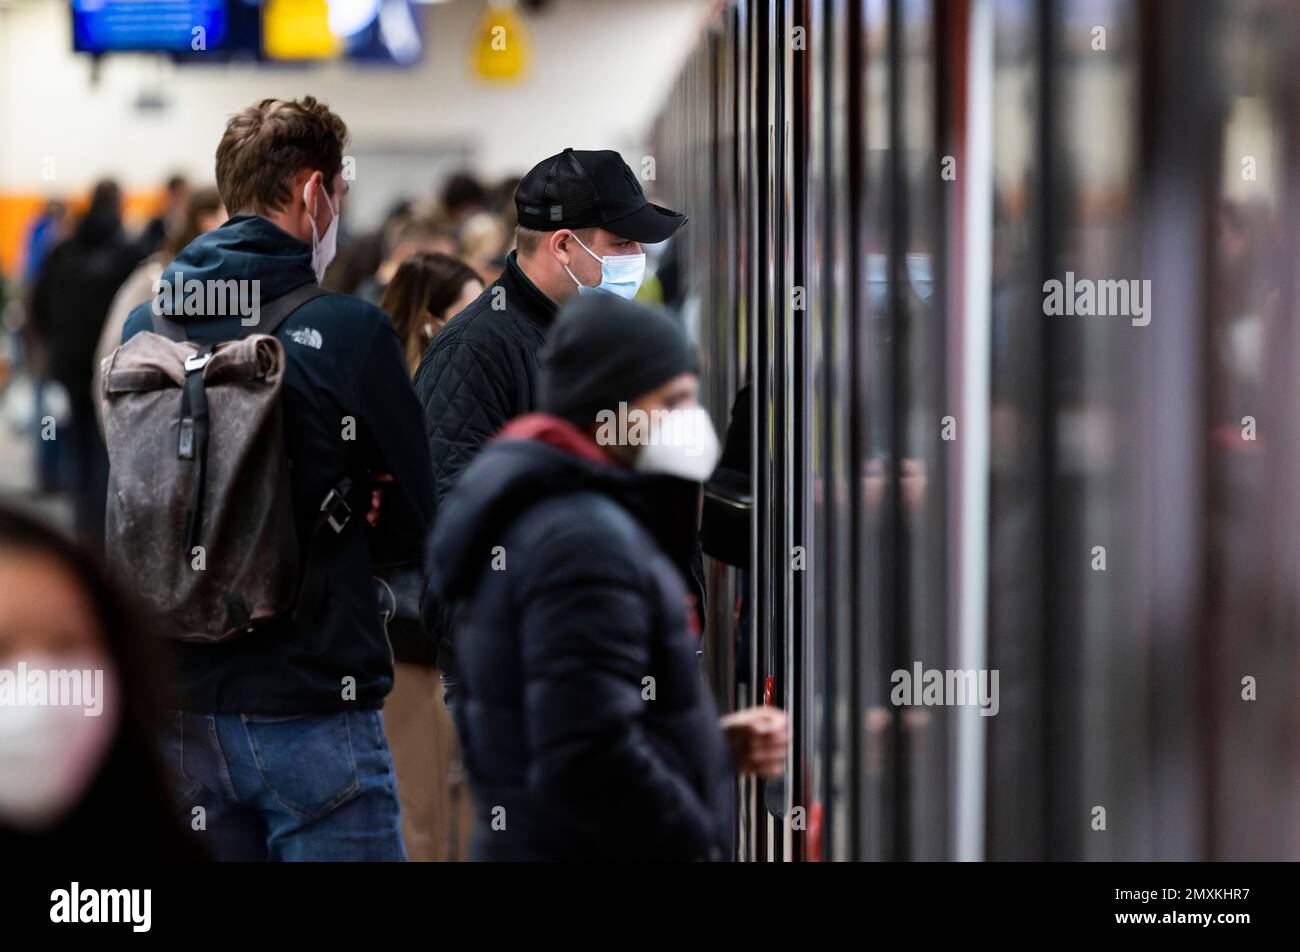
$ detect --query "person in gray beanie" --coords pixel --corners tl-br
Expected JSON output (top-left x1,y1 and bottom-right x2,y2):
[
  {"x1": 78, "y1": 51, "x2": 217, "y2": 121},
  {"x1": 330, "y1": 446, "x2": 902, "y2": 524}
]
[
  {"x1": 425, "y1": 294, "x2": 787, "y2": 861},
  {"x1": 538, "y1": 292, "x2": 699, "y2": 430}
]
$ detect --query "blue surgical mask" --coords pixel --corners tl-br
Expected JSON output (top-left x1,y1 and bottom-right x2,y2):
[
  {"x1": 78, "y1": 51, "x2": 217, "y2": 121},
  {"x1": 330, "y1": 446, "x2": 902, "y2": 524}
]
[{"x1": 564, "y1": 234, "x2": 646, "y2": 300}]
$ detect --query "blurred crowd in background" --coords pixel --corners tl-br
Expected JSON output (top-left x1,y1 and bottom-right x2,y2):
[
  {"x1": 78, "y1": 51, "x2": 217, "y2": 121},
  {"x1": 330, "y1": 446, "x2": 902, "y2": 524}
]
[{"x1": 0, "y1": 166, "x2": 681, "y2": 541}]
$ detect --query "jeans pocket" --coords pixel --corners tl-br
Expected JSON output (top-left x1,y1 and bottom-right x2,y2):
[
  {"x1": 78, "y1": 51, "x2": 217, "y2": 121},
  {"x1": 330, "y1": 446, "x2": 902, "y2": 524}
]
[{"x1": 241, "y1": 713, "x2": 362, "y2": 820}]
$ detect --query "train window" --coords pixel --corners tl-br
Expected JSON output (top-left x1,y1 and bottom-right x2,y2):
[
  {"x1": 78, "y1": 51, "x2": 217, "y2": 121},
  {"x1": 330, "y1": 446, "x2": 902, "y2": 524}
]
[{"x1": 652, "y1": 0, "x2": 1299, "y2": 862}]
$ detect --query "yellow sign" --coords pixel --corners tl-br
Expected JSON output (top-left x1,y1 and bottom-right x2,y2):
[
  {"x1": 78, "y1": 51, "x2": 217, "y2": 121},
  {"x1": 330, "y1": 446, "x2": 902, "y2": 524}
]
[
  {"x1": 264, "y1": 0, "x2": 341, "y2": 61},
  {"x1": 473, "y1": 4, "x2": 529, "y2": 82}
]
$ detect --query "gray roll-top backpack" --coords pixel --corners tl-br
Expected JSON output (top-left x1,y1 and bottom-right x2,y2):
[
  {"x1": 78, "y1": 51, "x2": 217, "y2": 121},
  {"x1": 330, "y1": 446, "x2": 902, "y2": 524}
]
[{"x1": 100, "y1": 282, "x2": 353, "y2": 643}]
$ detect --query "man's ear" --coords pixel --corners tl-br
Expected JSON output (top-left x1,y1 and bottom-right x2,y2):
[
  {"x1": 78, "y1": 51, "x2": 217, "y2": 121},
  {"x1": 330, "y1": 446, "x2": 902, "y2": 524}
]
[
  {"x1": 548, "y1": 229, "x2": 573, "y2": 266},
  {"x1": 300, "y1": 169, "x2": 326, "y2": 211}
]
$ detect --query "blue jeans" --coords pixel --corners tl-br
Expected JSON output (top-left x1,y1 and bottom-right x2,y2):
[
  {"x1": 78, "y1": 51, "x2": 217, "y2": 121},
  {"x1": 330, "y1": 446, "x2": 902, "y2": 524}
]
[{"x1": 161, "y1": 710, "x2": 406, "y2": 861}]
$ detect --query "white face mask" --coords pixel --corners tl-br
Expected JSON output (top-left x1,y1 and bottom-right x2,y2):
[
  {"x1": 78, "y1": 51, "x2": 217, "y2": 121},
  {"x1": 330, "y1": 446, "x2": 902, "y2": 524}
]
[
  {"x1": 0, "y1": 654, "x2": 119, "y2": 831},
  {"x1": 633, "y1": 406, "x2": 721, "y2": 483},
  {"x1": 564, "y1": 233, "x2": 646, "y2": 300},
  {"x1": 304, "y1": 179, "x2": 339, "y2": 284}
]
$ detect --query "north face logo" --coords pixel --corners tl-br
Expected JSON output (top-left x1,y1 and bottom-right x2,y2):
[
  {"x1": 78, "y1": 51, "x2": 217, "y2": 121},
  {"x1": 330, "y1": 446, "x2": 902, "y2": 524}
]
[{"x1": 288, "y1": 327, "x2": 323, "y2": 349}]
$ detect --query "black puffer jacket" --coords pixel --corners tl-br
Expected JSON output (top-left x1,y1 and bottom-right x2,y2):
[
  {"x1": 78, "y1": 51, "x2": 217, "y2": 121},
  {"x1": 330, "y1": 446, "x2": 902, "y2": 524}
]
[
  {"x1": 428, "y1": 414, "x2": 734, "y2": 861},
  {"x1": 410, "y1": 251, "x2": 556, "y2": 667}
]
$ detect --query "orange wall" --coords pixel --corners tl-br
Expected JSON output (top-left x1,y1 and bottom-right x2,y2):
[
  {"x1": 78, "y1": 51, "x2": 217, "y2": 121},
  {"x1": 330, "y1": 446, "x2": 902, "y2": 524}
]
[{"x1": 0, "y1": 190, "x2": 167, "y2": 282}]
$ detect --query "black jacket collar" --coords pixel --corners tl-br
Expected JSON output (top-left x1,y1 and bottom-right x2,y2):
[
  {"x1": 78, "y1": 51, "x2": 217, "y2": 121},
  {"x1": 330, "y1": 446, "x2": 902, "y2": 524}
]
[{"x1": 501, "y1": 250, "x2": 557, "y2": 330}]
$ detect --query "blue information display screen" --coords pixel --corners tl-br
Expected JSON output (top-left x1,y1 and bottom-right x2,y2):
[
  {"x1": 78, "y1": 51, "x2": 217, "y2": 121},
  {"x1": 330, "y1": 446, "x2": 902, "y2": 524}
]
[{"x1": 72, "y1": 0, "x2": 228, "y2": 53}]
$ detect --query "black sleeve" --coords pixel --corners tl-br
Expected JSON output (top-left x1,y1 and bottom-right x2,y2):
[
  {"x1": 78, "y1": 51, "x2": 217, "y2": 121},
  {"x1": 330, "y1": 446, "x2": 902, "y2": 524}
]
[
  {"x1": 417, "y1": 340, "x2": 514, "y2": 508},
  {"x1": 716, "y1": 382, "x2": 752, "y2": 480},
  {"x1": 700, "y1": 383, "x2": 753, "y2": 568},
  {"x1": 356, "y1": 321, "x2": 435, "y2": 564},
  {"x1": 519, "y1": 523, "x2": 721, "y2": 860}
]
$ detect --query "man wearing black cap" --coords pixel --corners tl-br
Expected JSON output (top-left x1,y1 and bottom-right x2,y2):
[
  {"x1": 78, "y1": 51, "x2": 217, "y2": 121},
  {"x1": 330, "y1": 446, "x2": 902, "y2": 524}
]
[
  {"x1": 426, "y1": 295, "x2": 786, "y2": 861},
  {"x1": 412, "y1": 148, "x2": 687, "y2": 687}
]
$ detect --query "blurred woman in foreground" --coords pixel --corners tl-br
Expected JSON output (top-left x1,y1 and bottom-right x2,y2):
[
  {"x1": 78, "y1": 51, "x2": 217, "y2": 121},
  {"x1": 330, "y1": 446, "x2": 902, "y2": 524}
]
[{"x1": 0, "y1": 504, "x2": 204, "y2": 861}]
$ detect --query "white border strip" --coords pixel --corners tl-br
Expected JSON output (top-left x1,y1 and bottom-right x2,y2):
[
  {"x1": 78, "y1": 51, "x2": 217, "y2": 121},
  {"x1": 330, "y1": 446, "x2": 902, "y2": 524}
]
[{"x1": 954, "y1": 0, "x2": 994, "y2": 863}]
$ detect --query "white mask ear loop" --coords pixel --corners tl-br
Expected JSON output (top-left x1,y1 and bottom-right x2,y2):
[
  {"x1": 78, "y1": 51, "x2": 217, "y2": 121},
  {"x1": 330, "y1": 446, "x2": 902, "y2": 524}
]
[
  {"x1": 563, "y1": 231, "x2": 600, "y2": 290},
  {"x1": 572, "y1": 233, "x2": 602, "y2": 262},
  {"x1": 304, "y1": 179, "x2": 333, "y2": 238},
  {"x1": 304, "y1": 180, "x2": 318, "y2": 241}
]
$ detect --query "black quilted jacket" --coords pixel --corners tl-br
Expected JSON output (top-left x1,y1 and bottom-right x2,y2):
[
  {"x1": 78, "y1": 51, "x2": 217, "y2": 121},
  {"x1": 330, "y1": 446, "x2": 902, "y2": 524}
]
[
  {"x1": 409, "y1": 251, "x2": 557, "y2": 666},
  {"x1": 427, "y1": 416, "x2": 735, "y2": 860}
]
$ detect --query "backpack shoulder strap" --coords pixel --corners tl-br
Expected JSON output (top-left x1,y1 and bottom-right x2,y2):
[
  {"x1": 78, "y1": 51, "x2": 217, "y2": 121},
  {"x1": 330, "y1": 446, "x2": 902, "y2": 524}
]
[
  {"x1": 148, "y1": 282, "x2": 329, "y2": 342},
  {"x1": 246, "y1": 282, "x2": 330, "y2": 338}
]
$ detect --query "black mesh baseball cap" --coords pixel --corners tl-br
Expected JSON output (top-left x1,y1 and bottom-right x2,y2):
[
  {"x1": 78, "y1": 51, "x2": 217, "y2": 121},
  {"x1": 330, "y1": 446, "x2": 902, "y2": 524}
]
[{"x1": 514, "y1": 148, "x2": 687, "y2": 243}]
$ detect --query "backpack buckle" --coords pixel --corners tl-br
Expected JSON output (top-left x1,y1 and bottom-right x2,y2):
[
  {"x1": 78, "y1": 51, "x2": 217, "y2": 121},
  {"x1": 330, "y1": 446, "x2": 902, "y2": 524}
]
[
  {"x1": 184, "y1": 352, "x2": 213, "y2": 373},
  {"x1": 320, "y1": 487, "x2": 352, "y2": 534}
]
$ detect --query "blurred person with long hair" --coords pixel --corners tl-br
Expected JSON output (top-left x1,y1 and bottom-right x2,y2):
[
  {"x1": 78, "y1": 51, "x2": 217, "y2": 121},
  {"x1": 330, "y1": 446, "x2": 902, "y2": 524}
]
[
  {"x1": 92, "y1": 187, "x2": 226, "y2": 435},
  {"x1": 380, "y1": 251, "x2": 482, "y2": 374},
  {"x1": 377, "y1": 250, "x2": 480, "y2": 860},
  {"x1": 0, "y1": 504, "x2": 205, "y2": 861}
]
